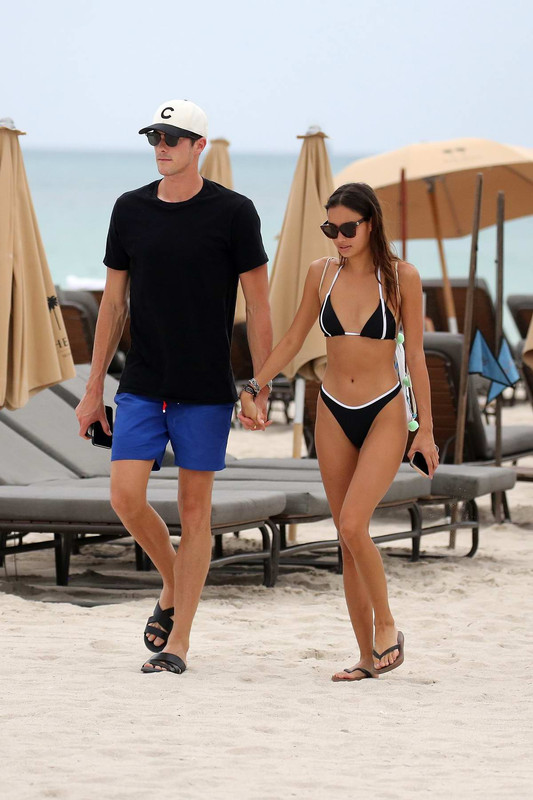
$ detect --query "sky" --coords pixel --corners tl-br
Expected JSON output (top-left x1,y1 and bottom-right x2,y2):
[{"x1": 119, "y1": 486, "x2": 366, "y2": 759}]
[{"x1": 3, "y1": 0, "x2": 532, "y2": 155}]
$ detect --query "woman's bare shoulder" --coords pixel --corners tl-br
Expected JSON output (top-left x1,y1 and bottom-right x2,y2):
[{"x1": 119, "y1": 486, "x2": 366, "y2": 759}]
[
  {"x1": 310, "y1": 255, "x2": 339, "y2": 269},
  {"x1": 307, "y1": 256, "x2": 339, "y2": 295},
  {"x1": 309, "y1": 255, "x2": 339, "y2": 279},
  {"x1": 396, "y1": 260, "x2": 422, "y2": 288}
]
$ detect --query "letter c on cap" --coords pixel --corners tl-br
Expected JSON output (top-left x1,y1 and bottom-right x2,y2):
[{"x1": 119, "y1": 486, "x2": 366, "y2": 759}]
[{"x1": 161, "y1": 107, "x2": 174, "y2": 119}]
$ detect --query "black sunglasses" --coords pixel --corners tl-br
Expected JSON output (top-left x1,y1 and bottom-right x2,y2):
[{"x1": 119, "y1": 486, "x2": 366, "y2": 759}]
[
  {"x1": 320, "y1": 217, "x2": 369, "y2": 239},
  {"x1": 145, "y1": 131, "x2": 199, "y2": 148}
]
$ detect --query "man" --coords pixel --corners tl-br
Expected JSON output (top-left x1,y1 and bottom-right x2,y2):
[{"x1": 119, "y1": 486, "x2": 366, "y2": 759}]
[{"x1": 76, "y1": 99, "x2": 272, "y2": 675}]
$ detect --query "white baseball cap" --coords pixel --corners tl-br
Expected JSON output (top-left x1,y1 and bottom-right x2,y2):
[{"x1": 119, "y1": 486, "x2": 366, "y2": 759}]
[{"x1": 139, "y1": 99, "x2": 208, "y2": 139}]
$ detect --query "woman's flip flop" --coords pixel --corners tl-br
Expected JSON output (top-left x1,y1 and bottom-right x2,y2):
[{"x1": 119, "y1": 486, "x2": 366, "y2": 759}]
[
  {"x1": 331, "y1": 666, "x2": 377, "y2": 682},
  {"x1": 373, "y1": 630, "x2": 405, "y2": 674}
]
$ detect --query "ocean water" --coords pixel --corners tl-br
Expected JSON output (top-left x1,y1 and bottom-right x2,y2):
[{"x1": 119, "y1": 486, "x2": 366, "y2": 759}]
[{"x1": 23, "y1": 149, "x2": 533, "y2": 340}]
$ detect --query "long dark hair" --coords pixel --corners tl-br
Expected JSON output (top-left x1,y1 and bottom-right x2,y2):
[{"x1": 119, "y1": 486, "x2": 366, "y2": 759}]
[{"x1": 325, "y1": 183, "x2": 399, "y2": 311}]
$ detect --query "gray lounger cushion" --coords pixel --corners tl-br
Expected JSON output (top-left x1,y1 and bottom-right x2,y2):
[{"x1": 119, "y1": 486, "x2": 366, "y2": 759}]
[
  {"x1": 34, "y1": 476, "x2": 330, "y2": 518},
  {"x1": 379, "y1": 470, "x2": 431, "y2": 503},
  {"x1": 215, "y1": 479, "x2": 328, "y2": 517},
  {"x1": 0, "y1": 425, "x2": 79, "y2": 485},
  {"x1": 215, "y1": 468, "x2": 322, "y2": 482},
  {"x1": 428, "y1": 464, "x2": 516, "y2": 499},
  {"x1": 0, "y1": 486, "x2": 286, "y2": 528},
  {"x1": 482, "y1": 425, "x2": 533, "y2": 460},
  {"x1": 0, "y1": 392, "x2": 111, "y2": 478},
  {"x1": 226, "y1": 458, "x2": 319, "y2": 470},
  {"x1": 398, "y1": 462, "x2": 517, "y2": 499}
]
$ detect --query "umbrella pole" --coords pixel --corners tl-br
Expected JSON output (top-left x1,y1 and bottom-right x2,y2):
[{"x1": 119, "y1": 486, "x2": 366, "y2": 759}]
[
  {"x1": 426, "y1": 180, "x2": 458, "y2": 333},
  {"x1": 493, "y1": 192, "x2": 505, "y2": 522},
  {"x1": 400, "y1": 168, "x2": 407, "y2": 261},
  {"x1": 450, "y1": 173, "x2": 483, "y2": 547},
  {"x1": 288, "y1": 376, "x2": 306, "y2": 543}
]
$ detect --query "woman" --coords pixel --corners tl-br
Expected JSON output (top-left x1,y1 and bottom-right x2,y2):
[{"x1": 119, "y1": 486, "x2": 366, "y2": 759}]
[{"x1": 240, "y1": 183, "x2": 438, "y2": 682}]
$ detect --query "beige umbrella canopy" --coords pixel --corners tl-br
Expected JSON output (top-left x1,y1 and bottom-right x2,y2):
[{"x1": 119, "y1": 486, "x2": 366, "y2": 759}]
[
  {"x1": 336, "y1": 138, "x2": 533, "y2": 330},
  {"x1": 269, "y1": 129, "x2": 337, "y2": 381},
  {"x1": 200, "y1": 138, "x2": 233, "y2": 188},
  {"x1": 200, "y1": 138, "x2": 247, "y2": 324},
  {"x1": 0, "y1": 121, "x2": 75, "y2": 410},
  {"x1": 336, "y1": 138, "x2": 533, "y2": 239}
]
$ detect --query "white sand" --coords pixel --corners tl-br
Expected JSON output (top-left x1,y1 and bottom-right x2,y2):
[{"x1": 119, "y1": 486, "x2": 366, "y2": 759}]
[{"x1": 2, "y1": 401, "x2": 533, "y2": 799}]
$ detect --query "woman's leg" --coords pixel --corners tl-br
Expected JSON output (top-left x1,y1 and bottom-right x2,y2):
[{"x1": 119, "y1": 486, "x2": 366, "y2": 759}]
[
  {"x1": 315, "y1": 396, "x2": 376, "y2": 681},
  {"x1": 338, "y1": 390, "x2": 407, "y2": 669}
]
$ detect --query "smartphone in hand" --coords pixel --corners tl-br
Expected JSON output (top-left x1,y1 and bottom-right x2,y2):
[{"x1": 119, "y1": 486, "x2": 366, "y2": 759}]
[
  {"x1": 409, "y1": 450, "x2": 430, "y2": 477},
  {"x1": 89, "y1": 405, "x2": 114, "y2": 449}
]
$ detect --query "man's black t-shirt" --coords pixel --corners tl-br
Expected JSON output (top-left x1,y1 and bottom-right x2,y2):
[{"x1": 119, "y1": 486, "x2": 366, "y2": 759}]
[{"x1": 104, "y1": 178, "x2": 268, "y2": 403}]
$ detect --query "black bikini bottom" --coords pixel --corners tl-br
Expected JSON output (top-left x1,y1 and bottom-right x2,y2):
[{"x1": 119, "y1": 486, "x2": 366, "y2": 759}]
[{"x1": 320, "y1": 382, "x2": 401, "y2": 450}]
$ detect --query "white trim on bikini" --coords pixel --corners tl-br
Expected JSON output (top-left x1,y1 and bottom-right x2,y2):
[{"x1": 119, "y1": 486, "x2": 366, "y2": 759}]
[
  {"x1": 321, "y1": 262, "x2": 390, "y2": 338},
  {"x1": 377, "y1": 267, "x2": 386, "y2": 339},
  {"x1": 321, "y1": 381, "x2": 401, "y2": 410},
  {"x1": 319, "y1": 260, "x2": 343, "y2": 337},
  {"x1": 318, "y1": 257, "x2": 335, "y2": 295}
]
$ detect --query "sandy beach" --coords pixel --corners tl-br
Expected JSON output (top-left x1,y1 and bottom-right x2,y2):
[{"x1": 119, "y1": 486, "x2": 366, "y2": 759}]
[{"x1": 2, "y1": 402, "x2": 533, "y2": 800}]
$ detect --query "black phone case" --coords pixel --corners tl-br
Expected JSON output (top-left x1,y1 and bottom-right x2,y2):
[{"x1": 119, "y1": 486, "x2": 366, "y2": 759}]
[{"x1": 90, "y1": 406, "x2": 114, "y2": 449}]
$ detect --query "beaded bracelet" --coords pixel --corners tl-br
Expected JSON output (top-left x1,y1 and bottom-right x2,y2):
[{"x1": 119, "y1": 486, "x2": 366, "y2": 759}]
[{"x1": 242, "y1": 378, "x2": 273, "y2": 398}]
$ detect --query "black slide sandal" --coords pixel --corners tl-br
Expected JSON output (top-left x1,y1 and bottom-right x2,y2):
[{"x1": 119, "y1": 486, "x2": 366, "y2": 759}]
[
  {"x1": 144, "y1": 602, "x2": 174, "y2": 653},
  {"x1": 141, "y1": 652, "x2": 187, "y2": 674}
]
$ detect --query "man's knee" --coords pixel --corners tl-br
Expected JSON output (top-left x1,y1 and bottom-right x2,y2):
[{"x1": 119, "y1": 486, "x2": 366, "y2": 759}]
[
  {"x1": 110, "y1": 484, "x2": 148, "y2": 521},
  {"x1": 178, "y1": 471, "x2": 214, "y2": 530},
  {"x1": 179, "y1": 494, "x2": 212, "y2": 530}
]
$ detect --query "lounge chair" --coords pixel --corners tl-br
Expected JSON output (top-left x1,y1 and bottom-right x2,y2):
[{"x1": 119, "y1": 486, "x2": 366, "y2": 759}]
[
  {"x1": 56, "y1": 289, "x2": 124, "y2": 375},
  {"x1": 423, "y1": 332, "x2": 533, "y2": 465},
  {"x1": 220, "y1": 456, "x2": 515, "y2": 561},
  {"x1": 423, "y1": 278, "x2": 500, "y2": 349},
  {"x1": 0, "y1": 390, "x2": 113, "y2": 478},
  {"x1": 0, "y1": 424, "x2": 284, "y2": 586}
]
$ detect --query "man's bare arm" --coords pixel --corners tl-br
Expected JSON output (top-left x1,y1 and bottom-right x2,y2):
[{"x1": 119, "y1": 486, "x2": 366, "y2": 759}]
[{"x1": 76, "y1": 268, "x2": 129, "y2": 437}]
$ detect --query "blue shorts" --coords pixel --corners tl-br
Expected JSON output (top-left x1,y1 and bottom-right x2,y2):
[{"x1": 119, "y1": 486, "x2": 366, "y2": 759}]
[{"x1": 111, "y1": 393, "x2": 234, "y2": 471}]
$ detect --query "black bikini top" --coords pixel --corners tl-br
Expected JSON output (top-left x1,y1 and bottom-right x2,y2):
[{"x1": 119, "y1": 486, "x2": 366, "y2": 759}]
[{"x1": 319, "y1": 260, "x2": 397, "y2": 340}]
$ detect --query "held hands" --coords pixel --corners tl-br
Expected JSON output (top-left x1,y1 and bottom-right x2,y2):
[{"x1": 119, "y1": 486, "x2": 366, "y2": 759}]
[
  {"x1": 407, "y1": 430, "x2": 439, "y2": 478},
  {"x1": 238, "y1": 388, "x2": 272, "y2": 431}
]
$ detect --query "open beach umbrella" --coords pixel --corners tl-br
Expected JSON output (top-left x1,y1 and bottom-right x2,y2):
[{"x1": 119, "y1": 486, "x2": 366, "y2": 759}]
[
  {"x1": 200, "y1": 138, "x2": 247, "y2": 324},
  {"x1": 0, "y1": 120, "x2": 75, "y2": 410},
  {"x1": 269, "y1": 128, "x2": 336, "y2": 382},
  {"x1": 336, "y1": 138, "x2": 533, "y2": 332}
]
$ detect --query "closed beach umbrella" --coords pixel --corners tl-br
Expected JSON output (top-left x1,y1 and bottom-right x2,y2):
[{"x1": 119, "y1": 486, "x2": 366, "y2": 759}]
[
  {"x1": 269, "y1": 128, "x2": 336, "y2": 382},
  {"x1": 270, "y1": 128, "x2": 336, "y2": 538},
  {"x1": 200, "y1": 138, "x2": 233, "y2": 189},
  {"x1": 200, "y1": 138, "x2": 247, "y2": 324},
  {"x1": 0, "y1": 120, "x2": 75, "y2": 410},
  {"x1": 336, "y1": 138, "x2": 533, "y2": 331},
  {"x1": 523, "y1": 315, "x2": 533, "y2": 372}
]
